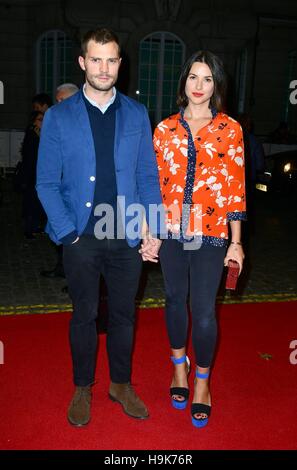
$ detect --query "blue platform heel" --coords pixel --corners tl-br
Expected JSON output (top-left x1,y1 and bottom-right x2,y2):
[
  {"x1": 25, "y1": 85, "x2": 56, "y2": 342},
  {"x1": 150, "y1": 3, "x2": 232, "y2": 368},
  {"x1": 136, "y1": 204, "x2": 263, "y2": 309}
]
[
  {"x1": 170, "y1": 355, "x2": 190, "y2": 410},
  {"x1": 191, "y1": 370, "x2": 211, "y2": 428}
]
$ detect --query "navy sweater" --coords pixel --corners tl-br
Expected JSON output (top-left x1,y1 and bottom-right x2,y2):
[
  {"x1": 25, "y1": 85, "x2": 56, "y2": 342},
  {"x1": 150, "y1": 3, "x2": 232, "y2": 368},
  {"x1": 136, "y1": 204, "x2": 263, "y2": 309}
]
[{"x1": 83, "y1": 93, "x2": 120, "y2": 237}]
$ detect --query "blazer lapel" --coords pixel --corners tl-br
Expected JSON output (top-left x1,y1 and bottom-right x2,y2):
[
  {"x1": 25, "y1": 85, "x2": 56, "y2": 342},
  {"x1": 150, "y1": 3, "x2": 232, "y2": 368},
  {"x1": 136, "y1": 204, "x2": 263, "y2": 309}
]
[
  {"x1": 114, "y1": 95, "x2": 124, "y2": 168},
  {"x1": 70, "y1": 90, "x2": 96, "y2": 160}
]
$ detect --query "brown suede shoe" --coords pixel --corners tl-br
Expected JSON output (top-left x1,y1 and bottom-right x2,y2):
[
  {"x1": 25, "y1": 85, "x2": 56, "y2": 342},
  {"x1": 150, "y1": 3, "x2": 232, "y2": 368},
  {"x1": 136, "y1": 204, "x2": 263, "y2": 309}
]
[
  {"x1": 67, "y1": 386, "x2": 92, "y2": 427},
  {"x1": 109, "y1": 382, "x2": 149, "y2": 419}
]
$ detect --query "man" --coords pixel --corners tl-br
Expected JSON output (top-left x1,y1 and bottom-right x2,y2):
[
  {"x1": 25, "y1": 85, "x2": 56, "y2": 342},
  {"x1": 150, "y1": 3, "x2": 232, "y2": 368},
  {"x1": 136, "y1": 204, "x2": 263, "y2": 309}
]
[
  {"x1": 37, "y1": 28, "x2": 162, "y2": 426},
  {"x1": 40, "y1": 83, "x2": 79, "y2": 279},
  {"x1": 56, "y1": 83, "x2": 79, "y2": 103},
  {"x1": 32, "y1": 93, "x2": 52, "y2": 112}
]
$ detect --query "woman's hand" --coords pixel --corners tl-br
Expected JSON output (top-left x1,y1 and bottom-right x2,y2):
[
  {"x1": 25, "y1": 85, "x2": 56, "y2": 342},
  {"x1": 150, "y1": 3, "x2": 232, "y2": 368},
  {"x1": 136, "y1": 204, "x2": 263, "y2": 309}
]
[
  {"x1": 139, "y1": 236, "x2": 162, "y2": 263},
  {"x1": 224, "y1": 243, "x2": 245, "y2": 274}
]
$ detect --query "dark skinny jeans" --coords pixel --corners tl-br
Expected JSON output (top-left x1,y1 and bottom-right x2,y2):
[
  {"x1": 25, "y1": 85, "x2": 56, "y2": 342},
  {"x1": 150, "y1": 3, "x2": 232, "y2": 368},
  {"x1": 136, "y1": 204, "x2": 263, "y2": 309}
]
[{"x1": 159, "y1": 239, "x2": 226, "y2": 368}]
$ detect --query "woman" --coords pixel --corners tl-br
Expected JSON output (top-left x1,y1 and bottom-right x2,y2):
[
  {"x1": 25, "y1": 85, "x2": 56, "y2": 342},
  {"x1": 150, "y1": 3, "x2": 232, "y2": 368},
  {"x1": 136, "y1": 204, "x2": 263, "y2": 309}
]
[
  {"x1": 21, "y1": 110, "x2": 45, "y2": 238},
  {"x1": 153, "y1": 51, "x2": 246, "y2": 428}
]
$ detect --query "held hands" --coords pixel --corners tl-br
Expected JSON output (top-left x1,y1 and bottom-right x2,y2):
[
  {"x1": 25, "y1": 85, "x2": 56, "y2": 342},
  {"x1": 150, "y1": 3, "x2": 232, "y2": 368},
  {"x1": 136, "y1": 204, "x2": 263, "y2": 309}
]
[
  {"x1": 224, "y1": 242, "x2": 245, "y2": 274},
  {"x1": 139, "y1": 234, "x2": 162, "y2": 263}
]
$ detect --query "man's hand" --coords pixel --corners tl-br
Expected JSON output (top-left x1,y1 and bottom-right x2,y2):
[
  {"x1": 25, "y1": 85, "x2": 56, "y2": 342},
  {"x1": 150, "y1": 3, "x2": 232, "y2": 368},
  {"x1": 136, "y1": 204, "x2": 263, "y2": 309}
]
[{"x1": 139, "y1": 236, "x2": 162, "y2": 262}]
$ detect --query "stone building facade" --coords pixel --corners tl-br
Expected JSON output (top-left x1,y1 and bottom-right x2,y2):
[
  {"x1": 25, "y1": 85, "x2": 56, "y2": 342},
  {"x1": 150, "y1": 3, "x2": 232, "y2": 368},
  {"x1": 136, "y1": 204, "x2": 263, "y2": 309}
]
[{"x1": 0, "y1": 0, "x2": 297, "y2": 137}]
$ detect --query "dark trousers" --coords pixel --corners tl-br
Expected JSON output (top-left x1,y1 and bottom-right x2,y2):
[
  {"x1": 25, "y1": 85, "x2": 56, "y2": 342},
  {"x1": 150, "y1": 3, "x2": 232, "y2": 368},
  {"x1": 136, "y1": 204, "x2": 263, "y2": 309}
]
[
  {"x1": 63, "y1": 236, "x2": 142, "y2": 386},
  {"x1": 23, "y1": 186, "x2": 45, "y2": 234},
  {"x1": 159, "y1": 240, "x2": 226, "y2": 368}
]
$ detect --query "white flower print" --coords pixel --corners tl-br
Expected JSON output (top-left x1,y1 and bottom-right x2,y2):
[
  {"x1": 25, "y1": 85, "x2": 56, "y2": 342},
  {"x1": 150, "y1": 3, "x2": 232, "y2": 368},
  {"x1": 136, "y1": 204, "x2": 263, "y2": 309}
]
[
  {"x1": 234, "y1": 156, "x2": 244, "y2": 166},
  {"x1": 158, "y1": 122, "x2": 168, "y2": 134},
  {"x1": 201, "y1": 142, "x2": 217, "y2": 159},
  {"x1": 193, "y1": 180, "x2": 205, "y2": 192},
  {"x1": 228, "y1": 146, "x2": 236, "y2": 158},
  {"x1": 207, "y1": 124, "x2": 216, "y2": 134},
  {"x1": 170, "y1": 184, "x2": 183, "y2": 193},
  {"x1": 180, "y1": 147, "x2": 188, "y2": 157},
  {"x1": 172, "y1": 137, "x2": 181, "y2": 147},
  {"x1": 169, "y1": 162, "x2": 180, "y2": 175},
  {"x1": 216, "y1": 195, "x2": 227, "y2": 208},
  {"x1": 206, "y1": 176, "x2": 217, "y2": 185},
  {"x1": 164, "y1": 148, "x2": 174, "y2": 161},
  {"x1": 228, "y1": 129, "x2": 236, "y2": 139}
]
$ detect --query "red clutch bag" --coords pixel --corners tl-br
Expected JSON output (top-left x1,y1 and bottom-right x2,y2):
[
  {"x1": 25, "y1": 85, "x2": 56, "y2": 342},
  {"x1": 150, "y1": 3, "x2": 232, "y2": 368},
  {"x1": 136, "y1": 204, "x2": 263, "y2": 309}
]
[{"x1": 225, "y1": 260, "x2": 240, "y2": 290}]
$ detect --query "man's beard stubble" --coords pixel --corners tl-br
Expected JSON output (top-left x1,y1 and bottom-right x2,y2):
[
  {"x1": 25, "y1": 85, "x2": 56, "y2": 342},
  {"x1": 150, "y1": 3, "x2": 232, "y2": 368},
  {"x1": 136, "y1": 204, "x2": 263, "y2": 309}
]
[{"x1": 86, "y1": 74, "x2": 117, "y2": 92}]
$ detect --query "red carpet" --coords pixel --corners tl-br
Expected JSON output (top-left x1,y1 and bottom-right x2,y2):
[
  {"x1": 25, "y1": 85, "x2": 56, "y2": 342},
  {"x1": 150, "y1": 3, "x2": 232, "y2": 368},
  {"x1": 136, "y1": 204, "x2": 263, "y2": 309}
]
[{"x1": 0, "y1": 302, "x2": 297, "y2": 450}]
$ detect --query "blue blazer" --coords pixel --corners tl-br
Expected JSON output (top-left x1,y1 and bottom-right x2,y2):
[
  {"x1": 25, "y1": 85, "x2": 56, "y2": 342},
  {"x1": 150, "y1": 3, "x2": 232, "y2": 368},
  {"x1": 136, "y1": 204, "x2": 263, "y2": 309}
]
[{"x1": 36, "y1": 90, "x2": 163, "y2": 246}]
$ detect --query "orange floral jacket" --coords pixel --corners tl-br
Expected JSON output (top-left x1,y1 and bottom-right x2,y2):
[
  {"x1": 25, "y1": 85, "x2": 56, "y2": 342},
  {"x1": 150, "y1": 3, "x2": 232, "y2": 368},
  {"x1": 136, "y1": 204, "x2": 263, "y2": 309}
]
[{"x1": 153, "y1": 110, "x2": 246, "y2": 246}]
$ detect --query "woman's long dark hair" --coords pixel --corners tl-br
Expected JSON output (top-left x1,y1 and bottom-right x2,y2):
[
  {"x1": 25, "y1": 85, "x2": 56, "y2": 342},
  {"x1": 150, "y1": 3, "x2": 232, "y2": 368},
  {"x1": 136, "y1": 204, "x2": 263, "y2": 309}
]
[{"x1": 176, "y1": 50, "x2": 227, "y2": 112}]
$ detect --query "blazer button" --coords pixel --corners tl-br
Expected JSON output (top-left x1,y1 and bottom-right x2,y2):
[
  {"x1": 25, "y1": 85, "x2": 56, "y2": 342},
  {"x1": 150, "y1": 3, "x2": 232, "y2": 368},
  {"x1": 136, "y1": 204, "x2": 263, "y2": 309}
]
[
  {"x1": 86, "y1": 202, "x2": 92, "y2": 208},
  {"x1": 90, "y1": 176, "x2": 95, "y2": 181}
]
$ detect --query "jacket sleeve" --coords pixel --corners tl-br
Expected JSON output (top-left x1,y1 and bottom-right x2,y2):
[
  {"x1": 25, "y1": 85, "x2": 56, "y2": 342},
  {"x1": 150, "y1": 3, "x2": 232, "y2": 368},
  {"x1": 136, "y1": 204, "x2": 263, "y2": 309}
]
[
  {"x1": 227, "y1": 123, "x2": 247, "y2": 221},
  {"x1": 136, "y1": 107, "x2": 165, "y2": 237},
  {"x1": 36, "y1": 108, "x2": 77, "y2": 241}
]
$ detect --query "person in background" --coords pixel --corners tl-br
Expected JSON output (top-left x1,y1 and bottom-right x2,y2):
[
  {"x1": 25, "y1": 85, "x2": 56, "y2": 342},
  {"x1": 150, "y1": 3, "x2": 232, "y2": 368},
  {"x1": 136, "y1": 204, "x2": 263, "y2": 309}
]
[
  {"x1": 32, "y1": 93, "x2": 52, "y2": 113},
  {"x1": 21, "y1": 110, "x2": 45, "y2": 239},
  {"x1": 236, "y1": 113, "x2": 265, "y2": 235},
  {"x1": 40, "y1": 83, "x2": 79, "y2": 279},
  {"x1": 237, "y1": 113, "x2": 265, "y2": 191},
  {"x1": 37, "y1": 28, "x2": 162, "y2": 427},
  {"x1": 55, "y1": 83, "x2": 79, "y2": 103},
  {"x1": 153, "y1": 50, "x2": 246, "y2": 428}
]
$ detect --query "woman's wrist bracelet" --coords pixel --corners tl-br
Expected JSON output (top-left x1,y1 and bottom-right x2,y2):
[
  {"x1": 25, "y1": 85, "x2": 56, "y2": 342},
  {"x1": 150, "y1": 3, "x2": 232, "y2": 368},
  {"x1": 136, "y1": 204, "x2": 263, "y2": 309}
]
[{"x1": 230, "y1": 241, "x2": 242, "y2": 245}]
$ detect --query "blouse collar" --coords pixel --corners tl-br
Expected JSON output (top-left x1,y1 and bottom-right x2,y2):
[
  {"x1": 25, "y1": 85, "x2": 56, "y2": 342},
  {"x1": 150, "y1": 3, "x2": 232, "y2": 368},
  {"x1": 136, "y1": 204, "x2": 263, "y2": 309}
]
[{"x1": 179, "y1": 106, "x2": 218, "y2": 121}]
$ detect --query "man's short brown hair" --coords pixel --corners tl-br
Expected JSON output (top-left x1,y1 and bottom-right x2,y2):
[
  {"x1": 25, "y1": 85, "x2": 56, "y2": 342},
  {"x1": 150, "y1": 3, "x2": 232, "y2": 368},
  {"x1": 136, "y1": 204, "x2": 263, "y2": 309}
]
[{"x1": 80, "y1": 28, "x2": 121, "y2": 58}]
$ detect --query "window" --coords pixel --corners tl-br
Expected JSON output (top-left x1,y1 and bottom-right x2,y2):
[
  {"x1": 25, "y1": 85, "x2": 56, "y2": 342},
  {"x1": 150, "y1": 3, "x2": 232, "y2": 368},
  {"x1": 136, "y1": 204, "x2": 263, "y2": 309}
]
[
  {"x1": 36, "y1": 30, "x2": 74, "y2": 99},
  {"x1": 138, "y1": 32, "x2": 185, "y2": 125},
  {"x1": 236, "y1": 49, "x2": 248, "y2": 114}
]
